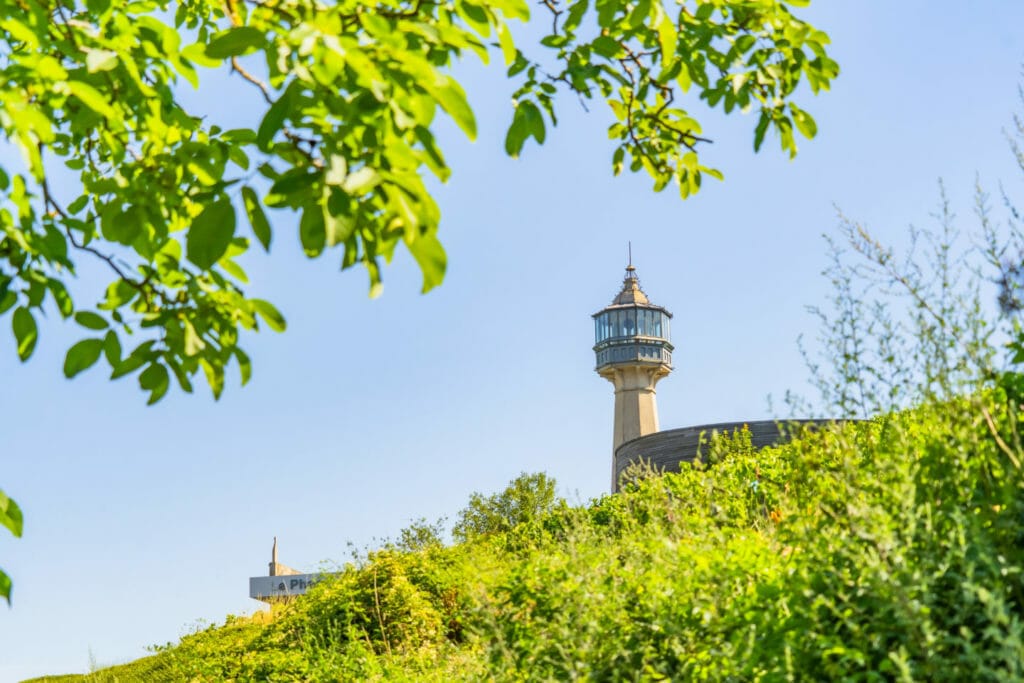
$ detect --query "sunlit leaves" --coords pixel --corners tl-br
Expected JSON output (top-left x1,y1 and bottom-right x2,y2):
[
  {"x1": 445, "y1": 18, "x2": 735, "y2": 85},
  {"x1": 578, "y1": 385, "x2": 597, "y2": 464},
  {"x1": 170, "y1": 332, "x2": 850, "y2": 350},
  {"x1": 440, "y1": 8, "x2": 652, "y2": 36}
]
[
  {"x1": 430, "y1": 78, "x2": 478, "y2": 140},
  {"x1": 506, "y1": 0, "x2": 837, "y2": 193},
  {"x1": 0, "y1": 0, "x2": 834, "y2": 410},
  {"x1": 84, "y1": 49, "x2": 118, "y2": 73},
  {"x1": 790, "y1": 104, "x2": 818, "y2": 140},
  {"x1": 251, "y1": 299, "x2": 286, "y2": 332},
  {"x1": 342, "y1": 167, "x2": 382, "y2": 196},
  {"x1": 0, "y1": 487, "x2": 22, "y2": 605},
  {"x1": 407, "y1": 233, "x2": 447, "y2": 293},
  {"x1": 205, "y1": 27, "x2": 265, "y2": 59},
  {"x1": 0, "y1": 489, "x2": 22, "y2": 539},
  {"x1": 66, "y1": 80, "x2": 117, "y2": 121}
]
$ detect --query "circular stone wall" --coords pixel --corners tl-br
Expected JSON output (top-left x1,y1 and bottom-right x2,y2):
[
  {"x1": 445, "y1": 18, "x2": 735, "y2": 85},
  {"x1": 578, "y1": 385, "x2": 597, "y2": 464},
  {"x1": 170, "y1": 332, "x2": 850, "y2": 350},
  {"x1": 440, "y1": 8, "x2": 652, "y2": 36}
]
[{"x1": 613, "y1": 419, "x2": 840, "y2": 491}]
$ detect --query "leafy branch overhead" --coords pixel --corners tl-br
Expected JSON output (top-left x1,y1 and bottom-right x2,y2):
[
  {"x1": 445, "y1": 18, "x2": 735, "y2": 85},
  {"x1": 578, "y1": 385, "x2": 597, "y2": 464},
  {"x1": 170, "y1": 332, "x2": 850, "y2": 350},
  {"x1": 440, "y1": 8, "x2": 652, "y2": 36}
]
[
  {"x1": 0, "y1": 0, "x2": 836, "y2": 402},
  {"x1": 0, "y1": 488, "x2": 23, "y2": 604}
]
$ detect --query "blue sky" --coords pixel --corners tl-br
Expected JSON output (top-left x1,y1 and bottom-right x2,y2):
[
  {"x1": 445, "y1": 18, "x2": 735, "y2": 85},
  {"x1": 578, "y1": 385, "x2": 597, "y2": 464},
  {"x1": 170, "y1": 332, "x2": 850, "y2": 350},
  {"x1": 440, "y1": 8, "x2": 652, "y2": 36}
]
[{"x1": 2, "y1": 2, "x2": 1023, "y2": 679}]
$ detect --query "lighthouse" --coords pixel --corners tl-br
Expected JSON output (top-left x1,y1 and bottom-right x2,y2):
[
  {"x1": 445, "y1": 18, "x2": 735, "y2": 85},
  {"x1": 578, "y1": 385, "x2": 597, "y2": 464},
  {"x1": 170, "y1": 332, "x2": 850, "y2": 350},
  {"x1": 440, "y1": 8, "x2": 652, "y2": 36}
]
[{"x1": 593, "y1": 262, "x2": 673, "y2": 487}]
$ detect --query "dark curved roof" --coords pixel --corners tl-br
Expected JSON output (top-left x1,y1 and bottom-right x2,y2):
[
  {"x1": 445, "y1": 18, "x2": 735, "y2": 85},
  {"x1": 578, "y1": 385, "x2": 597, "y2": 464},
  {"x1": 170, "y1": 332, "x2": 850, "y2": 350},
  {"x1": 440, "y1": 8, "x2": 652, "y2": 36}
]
[{"x1": 612, "y1": 419, "x2": 846, "y2": 491}]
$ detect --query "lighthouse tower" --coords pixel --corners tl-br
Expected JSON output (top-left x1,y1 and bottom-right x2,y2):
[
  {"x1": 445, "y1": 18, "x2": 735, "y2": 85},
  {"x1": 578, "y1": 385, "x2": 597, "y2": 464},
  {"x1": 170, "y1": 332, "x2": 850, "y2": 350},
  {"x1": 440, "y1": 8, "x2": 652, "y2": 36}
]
[{"x1": 593, "y1": 263, "x2": 673, "y2": 486}]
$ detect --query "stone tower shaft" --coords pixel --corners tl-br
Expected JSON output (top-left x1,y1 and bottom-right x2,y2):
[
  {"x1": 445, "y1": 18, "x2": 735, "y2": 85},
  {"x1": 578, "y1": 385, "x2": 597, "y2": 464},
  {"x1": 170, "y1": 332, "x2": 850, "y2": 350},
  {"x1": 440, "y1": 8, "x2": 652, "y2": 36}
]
[{"x1": 599, "y1": 363, "x2": 671, "y2": 449}]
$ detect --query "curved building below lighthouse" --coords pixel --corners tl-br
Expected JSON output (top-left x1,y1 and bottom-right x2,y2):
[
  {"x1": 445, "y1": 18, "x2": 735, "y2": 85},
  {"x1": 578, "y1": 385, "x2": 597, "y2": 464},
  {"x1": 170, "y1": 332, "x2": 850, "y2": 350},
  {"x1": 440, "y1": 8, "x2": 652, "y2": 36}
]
[{"x1": 595, "y1": 261, "x2": 846, "y2": 492}]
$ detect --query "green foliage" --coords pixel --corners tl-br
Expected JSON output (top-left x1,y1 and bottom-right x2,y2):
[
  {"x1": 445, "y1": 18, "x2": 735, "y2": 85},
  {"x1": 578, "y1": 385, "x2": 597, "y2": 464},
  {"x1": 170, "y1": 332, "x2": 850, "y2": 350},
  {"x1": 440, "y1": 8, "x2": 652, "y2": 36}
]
[
  {"x1": 21, "y1": 654, "x2": 174, "y2": 683},
  {"x1": 452, "y1": 471, "x2": 558, "y2": 542},
  {"x1": 396, "y1": 516, "x2": 447, "y2": 553},
  {"x1": 0, "y1": 487, "x2": 22, "y2": 605},
  {"x1": 62, "y1": 392, "x2": 1024, "y2": 679},
  {"x1": 0, "y1": 0, "x2": 835, "y2": 402}
]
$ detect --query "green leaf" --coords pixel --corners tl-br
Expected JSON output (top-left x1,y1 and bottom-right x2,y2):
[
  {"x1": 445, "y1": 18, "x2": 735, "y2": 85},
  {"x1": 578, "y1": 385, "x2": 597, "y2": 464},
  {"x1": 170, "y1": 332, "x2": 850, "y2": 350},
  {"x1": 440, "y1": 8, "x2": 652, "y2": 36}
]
[
  {"x1": 74, "y1": 311, "x2": 109, "y2": 330},
  {"x1": 100, "y1": 280, "x2": 137, "y2": 310},
  {"x1": 299, "y1": 203, "x2": 326, "y2": 257},
  {"x1": 85, "y1": 49, "x2": 119, "y2": 73},
  {"x1": 0, "y1": 489, "x2": 23, "y2": 538},
  {"x1": 205, "y1": 27, "x2": 265, "y2": 59},
  {"x1": 431, "y1": 78, "x2": 477, "y2": 140},
  {"x1": 242, "y1": 186, "x2": 272, "y2": 251},
  {"x1": 200, "y1": 358, "x2": 224, "y2": 400},
  {"x1": 252, "y1": 299, "x2": 286, "y2": 332},
  {"x1": 47, "y1": 279, "x2": 73, "y2": 317},
  {"x1": 168, "y1": 358, "x2": 194, "y2": 394},
  {"x1": 407, "y1": 232, "x2": 447, "y2": 293},
  {"x1": 269, "y1": 170, "x2": 320, "y2": 198},
  {"x1": 0, "y1": 17, "x2": 39, "y2": 48},
  {"x1": 497, "y1": 23, "x2": 516, "y2": 66},
  {"x1": 341, "y1": 167, "x2": 381, "y2": 195},
  {"x1": 506, "y1": 100, "x2": 545, "y2": 157},
  {"x1": 103, "y1": 330, "x2": 121, "y2": 367},
  {"x1": 186, "y1": 199, "x2": 236, "y2": 269},
  {"x1": 520, "y1": 100, "x2": 545, "y2": 143},
  {"x1": 563, "y1": 0, "x2": 588, "y2": 32},
  {"x1": 324, "y1": 188, "x2": 356, "y2": 246},
  {"x1": 220, "y1": 258, "x2": 248, "y2": 283},
  {"x1": 493, "y1": 0, "x2": 529, "y2": 21},
  {"x1": 139, "y1": 363, "x2": 170, "y2": 405},
  {"x1": 183, "y1": 319, "x2": 206, "y2": 356},
  {"x1": 67, "y1": 80, "x2": 117, "y2": 120},
  {"x1": 100, "y1": 204, "x2": 145, "y2": 245},
  {"x1": 12, "y1": 307, "x2": 37, "y2": 361},
  {"x1": 181, "y1": 42, "x2": 222, "y2": 68},
  {"x1": 591, "y1": 35, "x2": 621, "y2": 58},
  {"x1": 0, "y1": 290, "x2": 15, "y2": 315},
  {"x1": 753, "y1": 111, "x2": 770, "y2": 152},
  {"x1": 111, "y1": 341, "x2": 154, "y2": 380},
  {"x1": 64, "y1": 338, "x2": 104, "y2": 378},
  {"x1": 652, "y1": 2, "x2": 677, "y2": 62},
  {"x1": 0, "y1": 568, "x2": 11, "y2": 606},
  {"x1": 790, "y1": 104, "x2": 818, "y2": 139},
  {"x1": 257, "y1": 83, "x2": 294, "y2": 151},
  {"x1": 234, "y1": 347, "x2": 252, "y2": 386}
]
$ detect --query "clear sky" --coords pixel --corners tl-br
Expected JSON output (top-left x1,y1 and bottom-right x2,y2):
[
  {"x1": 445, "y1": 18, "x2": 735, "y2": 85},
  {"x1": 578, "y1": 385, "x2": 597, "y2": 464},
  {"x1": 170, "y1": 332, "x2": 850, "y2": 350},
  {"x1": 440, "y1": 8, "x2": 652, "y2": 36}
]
[{"x1": 2, "y1": 2, "x2": 1023, "y2": 680}]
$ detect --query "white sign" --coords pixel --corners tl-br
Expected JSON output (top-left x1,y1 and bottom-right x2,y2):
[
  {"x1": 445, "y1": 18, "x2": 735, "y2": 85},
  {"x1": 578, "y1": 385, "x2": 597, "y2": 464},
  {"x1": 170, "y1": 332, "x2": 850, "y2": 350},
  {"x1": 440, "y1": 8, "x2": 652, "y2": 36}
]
[{"x1": 249, "y1": 574, "x2": 325, "y2": 600}]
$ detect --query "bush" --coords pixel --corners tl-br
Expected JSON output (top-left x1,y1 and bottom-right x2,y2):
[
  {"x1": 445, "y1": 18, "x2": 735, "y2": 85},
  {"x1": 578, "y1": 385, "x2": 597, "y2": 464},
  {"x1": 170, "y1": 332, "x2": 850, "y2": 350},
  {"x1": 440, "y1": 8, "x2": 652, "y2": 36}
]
[{"x1": 66, "y1": 394, "x2": 1019, "y2": 681}]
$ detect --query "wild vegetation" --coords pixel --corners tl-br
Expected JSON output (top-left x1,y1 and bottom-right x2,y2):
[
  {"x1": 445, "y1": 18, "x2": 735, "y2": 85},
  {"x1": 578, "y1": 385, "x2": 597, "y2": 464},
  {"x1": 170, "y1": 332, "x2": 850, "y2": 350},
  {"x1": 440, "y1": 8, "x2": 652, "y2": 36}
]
[{"x1": 28, "y1": 394, "x2": 1024, "y2": 681}]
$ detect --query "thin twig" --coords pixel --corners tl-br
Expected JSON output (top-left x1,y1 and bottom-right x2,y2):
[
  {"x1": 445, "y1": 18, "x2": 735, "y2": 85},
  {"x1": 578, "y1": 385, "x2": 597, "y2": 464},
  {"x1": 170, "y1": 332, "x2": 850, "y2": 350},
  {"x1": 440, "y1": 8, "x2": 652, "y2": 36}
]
[
  {"x1": 981, "y1": 406, "x2": 1022, "y2": 470},
  {"x1": 231, "y1": 58, "x2": 274, "y2": 105}
]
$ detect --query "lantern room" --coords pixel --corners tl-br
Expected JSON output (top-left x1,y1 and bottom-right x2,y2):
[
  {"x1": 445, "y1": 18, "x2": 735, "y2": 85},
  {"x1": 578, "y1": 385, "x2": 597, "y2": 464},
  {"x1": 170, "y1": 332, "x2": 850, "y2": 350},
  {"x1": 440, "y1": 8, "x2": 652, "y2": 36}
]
[{"x1": 592, "y1": 265, "x2": 673, "y2": 370}]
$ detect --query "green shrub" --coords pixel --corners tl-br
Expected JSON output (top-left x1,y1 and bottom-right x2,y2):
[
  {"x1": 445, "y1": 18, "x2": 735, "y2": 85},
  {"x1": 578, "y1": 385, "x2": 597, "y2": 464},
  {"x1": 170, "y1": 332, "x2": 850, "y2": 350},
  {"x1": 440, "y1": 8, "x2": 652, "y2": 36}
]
[{"x1": 66, "y1": 395, "x2": 1024, "y2": 681}]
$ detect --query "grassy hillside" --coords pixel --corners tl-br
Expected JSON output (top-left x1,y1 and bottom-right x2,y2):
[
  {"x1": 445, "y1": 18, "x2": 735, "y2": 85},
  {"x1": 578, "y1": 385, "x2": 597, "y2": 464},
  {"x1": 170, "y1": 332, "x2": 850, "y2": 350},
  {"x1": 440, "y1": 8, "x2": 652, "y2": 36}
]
[{"x1": 31, "y1": 390, "x2": 1024, "y2": 681}]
